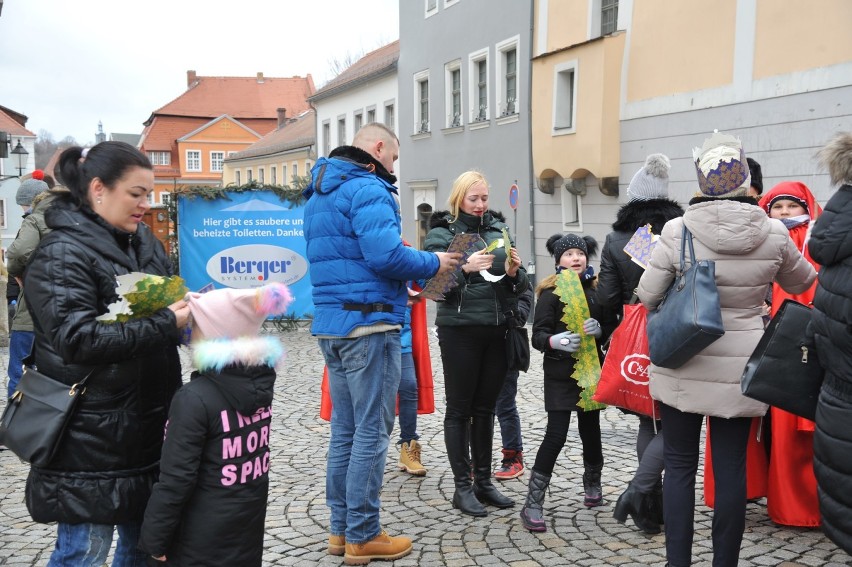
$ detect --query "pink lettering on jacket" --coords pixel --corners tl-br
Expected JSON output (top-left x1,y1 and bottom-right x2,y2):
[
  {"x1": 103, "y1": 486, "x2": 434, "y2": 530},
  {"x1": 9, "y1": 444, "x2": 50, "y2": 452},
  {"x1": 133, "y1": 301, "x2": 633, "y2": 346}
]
[{"x1": 219, "y1": 406, "x2": 272, "y2": 486}]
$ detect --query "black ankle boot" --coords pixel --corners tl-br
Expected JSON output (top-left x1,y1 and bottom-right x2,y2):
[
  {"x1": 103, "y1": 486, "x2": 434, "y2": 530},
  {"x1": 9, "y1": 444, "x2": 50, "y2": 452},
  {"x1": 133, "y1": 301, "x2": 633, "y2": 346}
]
[
  {"x1": 471, "y1": 415, "x2": 514, "y2": 508},
  {"x1": 582, "y1": 461, "x2": 603, "y2": 507},
  {"x1": 445, "y1": 418, "x2": 487, "y2": 517},
  {"x1": 520, "y1": 470, "x2": 550, "y2": 532},
  {"x1": 613, "y1": 482, "x2": 661, "y2": 534}
]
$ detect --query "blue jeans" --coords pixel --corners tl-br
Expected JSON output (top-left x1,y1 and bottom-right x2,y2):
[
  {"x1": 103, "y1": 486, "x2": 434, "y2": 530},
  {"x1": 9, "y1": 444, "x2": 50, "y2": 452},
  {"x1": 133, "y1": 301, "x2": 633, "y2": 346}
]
[
  {"x1": 320, "y1": 331, "x2": 401, "y2": 545},
  {"x1": 7, "y1": 330, "x2": 34, "y2": 398},
  {"x1": 397, "y1": 352, "x2": 419, "y2": 444},
  {"x1": 495, "y1": 369, "x2": 523, "y2": 451},
  {"x1": 48, "y1": 522, "x2": 148, "y2": 567}
]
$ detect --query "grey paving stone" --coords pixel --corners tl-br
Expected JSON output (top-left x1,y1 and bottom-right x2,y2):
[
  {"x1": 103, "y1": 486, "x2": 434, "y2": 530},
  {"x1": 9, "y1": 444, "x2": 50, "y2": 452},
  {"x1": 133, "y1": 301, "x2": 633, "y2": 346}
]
[{"x1": 0, "y1": 322, "x2": 850, "y2": 566}]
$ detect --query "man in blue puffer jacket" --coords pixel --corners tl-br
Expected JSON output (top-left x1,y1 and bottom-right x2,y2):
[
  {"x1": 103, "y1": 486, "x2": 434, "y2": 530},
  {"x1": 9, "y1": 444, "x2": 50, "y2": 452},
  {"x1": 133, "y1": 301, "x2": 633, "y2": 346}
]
[{"x1": 303, "y1": 123, "x2": 460, "y2": 564}]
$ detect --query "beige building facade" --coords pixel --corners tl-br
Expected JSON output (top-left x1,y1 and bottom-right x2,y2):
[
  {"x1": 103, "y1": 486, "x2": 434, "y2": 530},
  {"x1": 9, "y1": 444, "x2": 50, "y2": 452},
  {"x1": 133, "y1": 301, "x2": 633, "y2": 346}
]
[{"x1": 531, "y1": 0, "x2": 852, "y2": 274}]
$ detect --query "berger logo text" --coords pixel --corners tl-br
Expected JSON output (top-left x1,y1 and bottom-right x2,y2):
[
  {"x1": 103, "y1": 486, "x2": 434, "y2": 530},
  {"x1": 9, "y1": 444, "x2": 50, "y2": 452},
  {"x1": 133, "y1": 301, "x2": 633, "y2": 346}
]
[{"x1": 207, "y1": 244, "x2": 308, "y2": 288}]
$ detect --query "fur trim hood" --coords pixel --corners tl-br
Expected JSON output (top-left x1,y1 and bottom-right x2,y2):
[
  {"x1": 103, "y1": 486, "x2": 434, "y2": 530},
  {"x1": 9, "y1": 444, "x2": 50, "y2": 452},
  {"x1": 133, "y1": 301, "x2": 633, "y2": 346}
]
[
  {"x1": 611, "y1": 198, "x2": 684, "y2": 234},
  {"x1": 429, "y1": 209, "x2": 507, "y2": 230},
  {"x1": 192, "y1": 336, "x2": 285, "y2": 372},
  {"x1": 328, "y1": 145, "x2": 396, "y2": 185},
  {"x1": 818, "y1": 132, "x2": 852, "y2": 187}
]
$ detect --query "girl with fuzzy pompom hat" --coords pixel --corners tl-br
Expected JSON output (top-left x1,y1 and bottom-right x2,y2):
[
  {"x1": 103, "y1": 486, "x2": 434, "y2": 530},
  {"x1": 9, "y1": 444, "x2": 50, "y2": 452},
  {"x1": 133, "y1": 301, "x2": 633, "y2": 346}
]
[{"x1": 139, "y1": 283, "x2": 293, "y2": 566}]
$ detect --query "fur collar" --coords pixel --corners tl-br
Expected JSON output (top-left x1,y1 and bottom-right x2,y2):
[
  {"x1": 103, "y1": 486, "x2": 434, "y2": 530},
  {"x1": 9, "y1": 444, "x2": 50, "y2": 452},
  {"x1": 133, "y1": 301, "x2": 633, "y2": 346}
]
[
  {"x1": 328, "y1": 145, "x2": 396, "y2": 185},
  {"x1": 192, "y1": 336, "x2": 285, "y2": 372},
  {"x1": 611, "y1": 198, "x2": 684, "y2": 233},
  {"x1": 429, "y1": 209, "x2": 507, "y2": 230}
]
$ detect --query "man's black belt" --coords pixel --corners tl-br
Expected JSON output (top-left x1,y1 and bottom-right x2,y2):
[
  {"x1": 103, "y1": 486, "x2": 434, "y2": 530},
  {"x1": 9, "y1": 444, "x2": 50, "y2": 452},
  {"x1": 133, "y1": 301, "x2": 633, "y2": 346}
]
[{"x1": 343, "y1": 303, "x2": 395, "y2": 314}]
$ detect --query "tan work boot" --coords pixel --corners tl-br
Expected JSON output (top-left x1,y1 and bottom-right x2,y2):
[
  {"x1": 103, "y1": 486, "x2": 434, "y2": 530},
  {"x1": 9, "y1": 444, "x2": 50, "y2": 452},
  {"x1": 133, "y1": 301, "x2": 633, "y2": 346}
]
[
  {"x1": 328, "y1": 534, "x2": 345, "y2": 556},
  {"x1": 398, "y1": 440, "x2": 427, "y2": 476},
  {"x1": 343, "y1": 530, "x2": 412, "y2": 565}
]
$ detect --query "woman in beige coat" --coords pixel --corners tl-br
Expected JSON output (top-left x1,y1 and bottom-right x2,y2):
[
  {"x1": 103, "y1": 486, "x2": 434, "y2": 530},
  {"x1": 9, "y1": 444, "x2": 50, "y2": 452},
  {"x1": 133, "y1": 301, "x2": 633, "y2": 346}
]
[{"x1": 637, "y1": 132, "x2": 816, "y2": 567}]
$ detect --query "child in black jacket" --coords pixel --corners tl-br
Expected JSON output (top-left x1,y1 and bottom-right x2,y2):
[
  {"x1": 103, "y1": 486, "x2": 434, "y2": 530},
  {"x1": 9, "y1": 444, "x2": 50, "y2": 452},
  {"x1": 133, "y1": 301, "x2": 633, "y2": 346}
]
[
  {"x1": 520, "y1": 234, "x2": 616, "y2": 532},
  {"x1": 139, "y1": 283, "x2": 293, "y2": 566}
]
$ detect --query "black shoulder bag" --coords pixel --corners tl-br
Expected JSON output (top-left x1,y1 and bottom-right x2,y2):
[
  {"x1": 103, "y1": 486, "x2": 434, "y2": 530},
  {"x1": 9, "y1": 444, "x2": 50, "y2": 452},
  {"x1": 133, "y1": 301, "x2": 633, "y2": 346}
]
[
  {"x1": 0, "y1": 351, "x2": 93, "y2": 467},
  {"x1": 492, "y1": 283, "x2": 531, "y2": 372}
]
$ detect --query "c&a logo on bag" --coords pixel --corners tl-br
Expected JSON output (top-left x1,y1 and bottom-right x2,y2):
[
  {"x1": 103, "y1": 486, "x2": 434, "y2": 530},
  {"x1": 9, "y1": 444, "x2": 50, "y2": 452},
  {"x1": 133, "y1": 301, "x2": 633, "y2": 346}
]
[{"x1": 621, "y1": 354, "x2": 651, "y2": 385}]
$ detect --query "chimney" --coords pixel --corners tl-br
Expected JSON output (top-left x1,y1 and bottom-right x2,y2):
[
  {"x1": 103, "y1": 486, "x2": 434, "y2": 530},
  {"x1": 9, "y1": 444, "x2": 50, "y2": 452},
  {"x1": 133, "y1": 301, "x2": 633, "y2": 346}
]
[
  {"x1": 257, "y1": 72, "x2": 264, "y2": 84},
  {"x1": 276, "y1": 108, "x2": 287, "y2": 129},
  {"x1": 187, "y1": 70, "x2": 197, "y2": 87}
]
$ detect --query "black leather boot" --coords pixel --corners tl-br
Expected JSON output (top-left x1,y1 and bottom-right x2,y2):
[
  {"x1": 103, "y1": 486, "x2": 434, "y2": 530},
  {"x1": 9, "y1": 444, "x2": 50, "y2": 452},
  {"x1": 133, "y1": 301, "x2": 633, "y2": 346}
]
[
  {"x1": 471, "y1": 415, "x2": 514, "y2": 508},
  {"x1": 613, "y1": 482, "x2": 661, "y2": 534},
  {"x1": 582, "y1": 461, "x2": 603, "y2": 507},
  {"x1": 649, "y1": 480, "x2": 664, "y2": 525},
  {"x1": 520, "y1": 469, "x2": 550, "y2": 532},
  {"x1": 445, "y1": 418, "x2": 487, "y2": 517}
]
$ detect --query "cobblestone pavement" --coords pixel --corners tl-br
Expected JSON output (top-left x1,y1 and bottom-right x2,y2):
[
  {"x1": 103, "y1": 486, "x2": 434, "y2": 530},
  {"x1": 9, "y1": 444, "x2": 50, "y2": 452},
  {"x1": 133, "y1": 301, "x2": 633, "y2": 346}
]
[{"x1": 1, "y1": 324, "x2": 850, "y2": 566}]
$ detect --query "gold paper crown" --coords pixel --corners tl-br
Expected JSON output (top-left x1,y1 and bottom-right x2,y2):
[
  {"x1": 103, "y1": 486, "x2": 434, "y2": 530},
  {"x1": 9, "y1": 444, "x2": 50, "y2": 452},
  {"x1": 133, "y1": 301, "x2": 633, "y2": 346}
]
[{"x1": 693, "y1": 132, "x2": 751, "y2": 197}]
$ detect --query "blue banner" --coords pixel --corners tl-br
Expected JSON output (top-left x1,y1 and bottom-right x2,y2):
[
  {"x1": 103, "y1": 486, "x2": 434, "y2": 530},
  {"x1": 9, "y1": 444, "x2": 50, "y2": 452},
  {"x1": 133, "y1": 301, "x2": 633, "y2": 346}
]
[{"x1": 177, "y1": 191, "x2": 314, "y2": 318}]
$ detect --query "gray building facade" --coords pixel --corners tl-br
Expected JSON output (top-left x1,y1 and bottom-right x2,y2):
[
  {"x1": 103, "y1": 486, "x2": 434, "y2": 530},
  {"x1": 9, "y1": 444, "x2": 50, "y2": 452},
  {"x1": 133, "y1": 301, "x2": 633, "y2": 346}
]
[{"x1": 398, "y1": 0, "x2": 534, "y2": 274}]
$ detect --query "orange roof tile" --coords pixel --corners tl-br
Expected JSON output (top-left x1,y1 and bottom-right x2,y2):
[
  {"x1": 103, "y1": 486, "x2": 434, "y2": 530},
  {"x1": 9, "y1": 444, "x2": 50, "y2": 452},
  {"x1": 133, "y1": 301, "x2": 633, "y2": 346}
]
[
  {"x1": 310, "y1": 41, "x2": 399, "y2": 102},
  {"x1": 227, "y1": 110, "x2": 316, "y2": 160},
  {"x1": 146, "y1": 73, "x2": 316, "y2": 125},
  {"x1": 0, "y1": 106, "x2": 35, "y2": 137}
]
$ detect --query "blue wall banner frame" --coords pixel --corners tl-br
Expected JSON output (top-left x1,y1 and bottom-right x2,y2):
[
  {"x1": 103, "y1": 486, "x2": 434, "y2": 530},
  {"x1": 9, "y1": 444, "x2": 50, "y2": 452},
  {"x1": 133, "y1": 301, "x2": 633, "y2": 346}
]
[{"x1": 177, "y1": 190, "x2": 314, "y2": 318}]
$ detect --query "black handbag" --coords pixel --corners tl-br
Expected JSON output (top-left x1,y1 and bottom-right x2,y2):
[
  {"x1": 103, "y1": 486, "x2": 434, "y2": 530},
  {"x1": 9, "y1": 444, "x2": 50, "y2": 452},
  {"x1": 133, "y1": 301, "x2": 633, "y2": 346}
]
[
  {"x1": 0, "y1": 357, "x2": 92, "y2": 467},
  {"x1": 646, "y1": 226, "x2": 725, "y2": 369},
  {"x1": 493, "y1": 283, "x2": 531, "y2": 372},
  {"x1": 741, "y1": 299, "x2": 824, "y2": 421}
]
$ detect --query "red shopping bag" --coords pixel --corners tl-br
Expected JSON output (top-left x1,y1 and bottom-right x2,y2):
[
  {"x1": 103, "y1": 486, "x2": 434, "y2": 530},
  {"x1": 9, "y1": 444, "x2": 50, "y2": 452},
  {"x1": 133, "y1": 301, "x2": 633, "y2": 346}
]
[{"x1": 593, "y1": 303, "x2": 660, "y2": 418}]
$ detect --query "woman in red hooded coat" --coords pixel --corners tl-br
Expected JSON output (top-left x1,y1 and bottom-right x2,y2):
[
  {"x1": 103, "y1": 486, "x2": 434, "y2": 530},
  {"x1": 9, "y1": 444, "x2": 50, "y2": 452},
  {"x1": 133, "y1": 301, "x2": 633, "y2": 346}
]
[{"x1": 757, "y1": 181, "x2": 822, "y2": 527}]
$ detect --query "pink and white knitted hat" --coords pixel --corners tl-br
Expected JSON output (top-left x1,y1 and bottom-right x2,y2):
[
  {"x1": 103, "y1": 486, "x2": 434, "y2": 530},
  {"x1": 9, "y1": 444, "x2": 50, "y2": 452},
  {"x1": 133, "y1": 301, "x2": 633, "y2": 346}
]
[{"x1": 186, "y1": 283, "x2": 293, "y2": 342}]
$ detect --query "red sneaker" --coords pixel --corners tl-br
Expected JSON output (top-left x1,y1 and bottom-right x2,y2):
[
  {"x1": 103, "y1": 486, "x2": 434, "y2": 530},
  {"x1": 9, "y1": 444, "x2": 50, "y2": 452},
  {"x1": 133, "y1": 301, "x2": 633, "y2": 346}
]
[{"x1": 494, "y1": 449, "x2": 524, "y2": 480}]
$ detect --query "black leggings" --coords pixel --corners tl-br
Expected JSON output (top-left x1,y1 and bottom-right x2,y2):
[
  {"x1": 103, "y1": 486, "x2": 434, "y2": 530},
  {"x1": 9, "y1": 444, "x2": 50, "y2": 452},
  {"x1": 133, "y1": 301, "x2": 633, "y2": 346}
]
[
  {"x1": 532, "y1": 409, "x2": 603, "y2": 476},
  {"x1": 437, "y1": 325, "x2": 508, "y2": 421}
]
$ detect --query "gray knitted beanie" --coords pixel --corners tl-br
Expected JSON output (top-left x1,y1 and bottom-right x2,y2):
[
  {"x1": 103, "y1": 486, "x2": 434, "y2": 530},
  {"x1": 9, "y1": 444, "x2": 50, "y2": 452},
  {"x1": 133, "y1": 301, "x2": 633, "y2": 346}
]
[
  {"x1": 16, "y1": 178, "x2": 49, "y2": 207},
  {"x1": 627, "y1": 154, "x2": 671, "y2": 202}
]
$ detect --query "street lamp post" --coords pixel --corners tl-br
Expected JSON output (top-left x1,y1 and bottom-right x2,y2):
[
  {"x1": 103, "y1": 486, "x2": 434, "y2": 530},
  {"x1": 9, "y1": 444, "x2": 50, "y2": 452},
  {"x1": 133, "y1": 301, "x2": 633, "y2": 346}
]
[{"x1": 10, "y1": 139, "x2": 28, "y2": 177}]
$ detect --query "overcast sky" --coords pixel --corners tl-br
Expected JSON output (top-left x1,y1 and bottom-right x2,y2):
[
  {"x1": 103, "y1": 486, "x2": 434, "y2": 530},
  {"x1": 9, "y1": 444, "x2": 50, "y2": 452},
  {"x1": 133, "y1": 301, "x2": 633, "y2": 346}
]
[{"x1": 0, "y1": 0, "x2": 398, "y2": 145}]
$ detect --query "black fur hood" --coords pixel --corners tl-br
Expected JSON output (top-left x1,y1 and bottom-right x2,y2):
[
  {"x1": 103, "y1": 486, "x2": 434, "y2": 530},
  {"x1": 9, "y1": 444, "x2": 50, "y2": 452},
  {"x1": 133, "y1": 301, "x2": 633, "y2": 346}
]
[
  {"x1": 611, "y1": 198, "x2": 685, "y2": 234},
  {"x1": 429, "y1": 209, "x2": 507, "y2": 230},
  {"x1": 328, "y1": 145, "x2": 396, "y2": 185}
]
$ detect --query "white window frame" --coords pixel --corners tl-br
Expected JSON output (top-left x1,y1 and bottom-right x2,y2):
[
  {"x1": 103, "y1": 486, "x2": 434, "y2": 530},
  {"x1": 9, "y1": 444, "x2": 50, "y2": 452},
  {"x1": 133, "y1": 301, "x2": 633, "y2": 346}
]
[
  {"x1": 337, "y1": 115, "x2": 347, "y2": 146},
  {"x1": 322, "y1": 120, "x2": 331, "y2": 156},
  {"x1": 292, "y1": 162, "x2": 299, "y2": 180},
  {"x1": 235, "y1": 170, "x2": 241, "y2": 185},
  {"x1": 258, "y1": 168, "x2": 265, "y2": 184},
  {"x1": 413, "y1": 70, "x2": 430, "y2": 134},
  {"x1": 425, "y1": 0, "x2": 438, "y2": 18},
  {"x1": 185, "y1": 150, "x2": 201, "y2": 172},
  {"x1": 146, "y1": 192, "x2": 155, "y2": 205},
  {"x1": 354, "y1": 109, "x2": 364, "y2": 134},
  {"x1": 552, "y1": 60, "x2": 578, "y2": 136},
  {"x1": 383, "y1": 100, "x2": 395, "y2": 131},
  {"x1": 271, "y1": 165, "x2": 277, "y2": 185},
  {"x1": 495, "y1": 36, "x2": 520, "y2": 119},
  {"x1": 562, "y1": 190, "x2": 583, "y2": 229},
  {"x1": 161, "y1": 193, "x2": 172, "y2": 207},
  {"x1": 444, "y1": 0, "x2": 459, "y2": 7},
  {"x1": 366, "y1": 105, "x2": 377, "y2": 124},
  {"x1": 468, "y1": 48, "x2": 489, "y2": 123},
  {"x1": 148, "y1": 151, "x2": 171, "y2": 166},
  {"x1": 305, "y1": 160, "x2": 312, "y2": 173},
  {"x1": 282, "y1": 164, "x2": 287, "y2": 185},
  {"x1": 445, "y1": 59, "x2": 463, "y2": 128},
  {"x1": 247, "y1": 169, "x2": 253, "y2": 182},
  {"x1": 210, "y1": 151, "x2": 225, "y2": 172}
]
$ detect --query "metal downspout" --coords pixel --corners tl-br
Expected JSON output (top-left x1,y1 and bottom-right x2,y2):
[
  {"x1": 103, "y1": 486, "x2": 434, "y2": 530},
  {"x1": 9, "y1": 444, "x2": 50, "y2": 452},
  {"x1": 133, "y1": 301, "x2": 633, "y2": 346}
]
[{"x1": 527, "y1": 0, "x2": 537, "y2": 291}]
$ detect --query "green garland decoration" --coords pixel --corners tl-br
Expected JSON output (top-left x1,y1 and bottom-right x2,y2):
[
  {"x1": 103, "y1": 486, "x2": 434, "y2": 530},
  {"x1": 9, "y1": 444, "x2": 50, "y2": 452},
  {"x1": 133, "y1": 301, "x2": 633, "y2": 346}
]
[{"x1": 171, "y1": 176, "x2": 312, "y2": 208}]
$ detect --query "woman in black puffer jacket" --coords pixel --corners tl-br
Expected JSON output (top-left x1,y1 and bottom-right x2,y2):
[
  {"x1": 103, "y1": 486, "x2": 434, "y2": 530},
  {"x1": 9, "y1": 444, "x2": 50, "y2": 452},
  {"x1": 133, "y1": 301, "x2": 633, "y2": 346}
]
[
  {"x1": 809, "y1": 132, "x2": 852, "y2": 555},
  {"x1": 597, "y1": 154, "x2": 684, "y2": 534},
  {"x1": 423, "y1": 170, "x2": 529, "y2": 518},
  {"x1": 23, "y1": 142, "x2": 190, "y2": 567}
]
